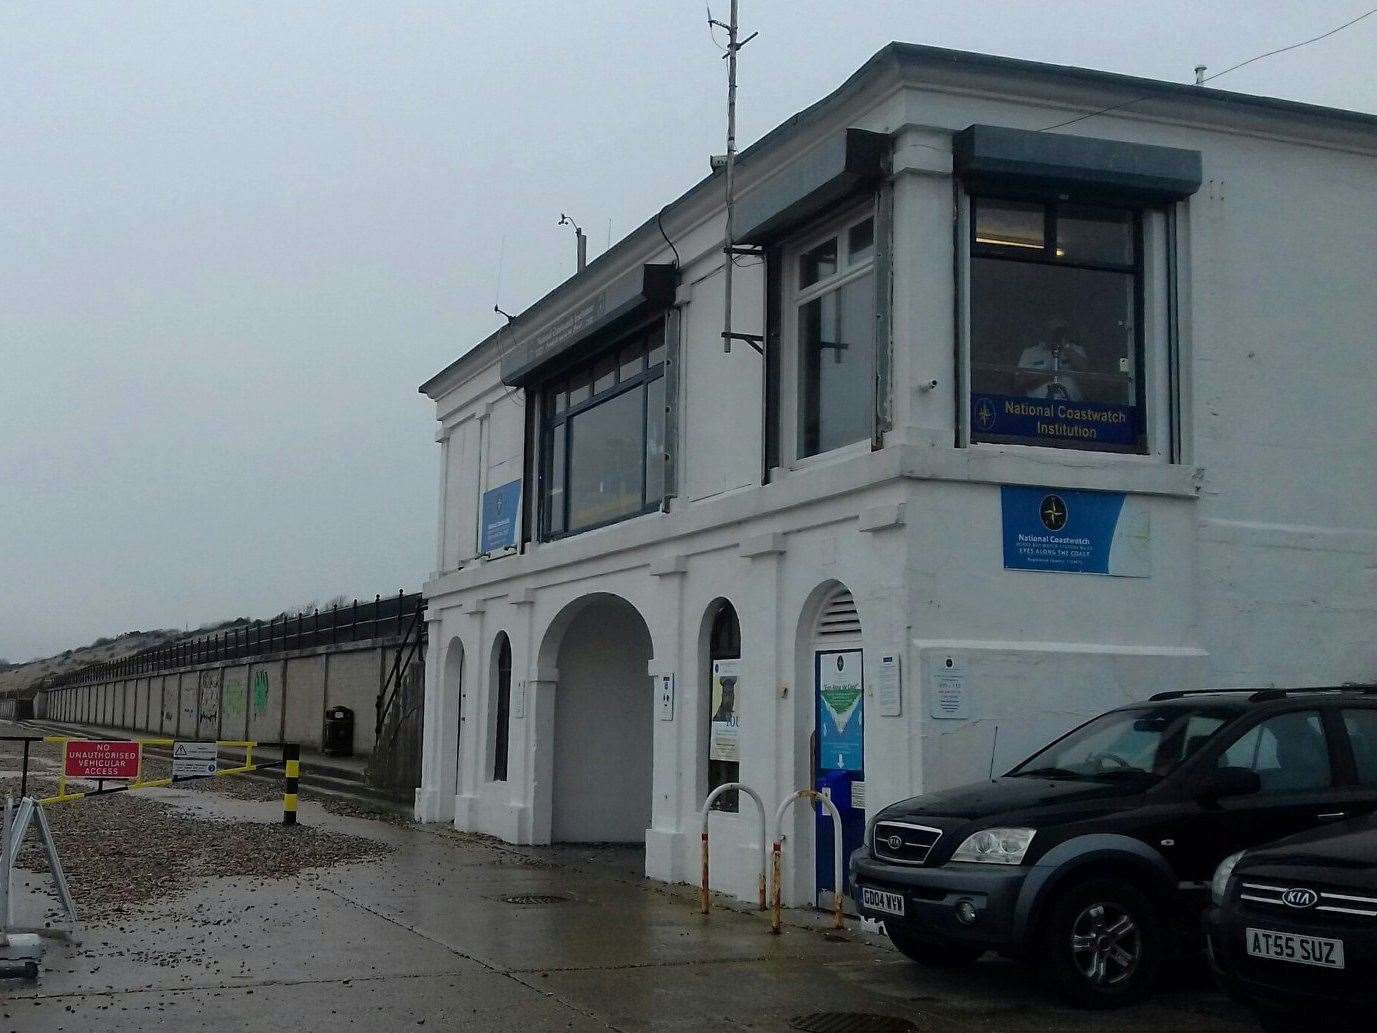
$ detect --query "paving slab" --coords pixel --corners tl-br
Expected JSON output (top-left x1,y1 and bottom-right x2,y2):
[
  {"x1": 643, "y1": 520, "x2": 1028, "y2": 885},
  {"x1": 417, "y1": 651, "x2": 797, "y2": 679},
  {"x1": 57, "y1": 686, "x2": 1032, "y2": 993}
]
[{"x1": 0, "y1": 722, "x2": 1261, "y2": 1032}]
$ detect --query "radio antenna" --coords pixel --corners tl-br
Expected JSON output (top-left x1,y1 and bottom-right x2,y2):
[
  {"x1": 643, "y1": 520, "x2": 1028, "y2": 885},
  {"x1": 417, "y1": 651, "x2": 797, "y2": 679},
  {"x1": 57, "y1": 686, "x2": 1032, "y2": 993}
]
[
  {"x1": 709, "y1": 1, "x2": 762, "y2": 355},
  {"x1": 987, "y1": 724, "x2": 1001, "y2": 781}
]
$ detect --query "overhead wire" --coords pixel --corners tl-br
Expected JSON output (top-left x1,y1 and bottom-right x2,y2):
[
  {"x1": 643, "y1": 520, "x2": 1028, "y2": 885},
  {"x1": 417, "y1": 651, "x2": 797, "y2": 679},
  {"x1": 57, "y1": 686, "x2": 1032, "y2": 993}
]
[{"x1": 1039, "y1": 7, "x2": 1377, "y2": 131}]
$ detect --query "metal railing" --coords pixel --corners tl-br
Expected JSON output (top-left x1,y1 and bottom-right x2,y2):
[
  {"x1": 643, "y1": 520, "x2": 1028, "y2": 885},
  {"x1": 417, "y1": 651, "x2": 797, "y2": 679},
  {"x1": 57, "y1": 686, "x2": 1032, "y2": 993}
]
[{"x1": 48, "y1": 591, "x2": 424, "y2": 689}]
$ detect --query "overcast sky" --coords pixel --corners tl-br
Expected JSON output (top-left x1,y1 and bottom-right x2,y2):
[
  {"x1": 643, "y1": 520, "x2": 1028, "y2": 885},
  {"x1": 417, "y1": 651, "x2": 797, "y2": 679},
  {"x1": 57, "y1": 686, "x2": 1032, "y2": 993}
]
[{"x1": 2, "y1": 2, "x2": 1374, "y2": 662}]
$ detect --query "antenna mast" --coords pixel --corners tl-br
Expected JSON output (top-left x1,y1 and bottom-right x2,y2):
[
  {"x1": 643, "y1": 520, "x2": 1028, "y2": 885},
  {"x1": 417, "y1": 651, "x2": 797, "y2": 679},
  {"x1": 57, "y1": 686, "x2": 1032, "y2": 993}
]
[
  {"x1": 558, "y1": 213, "x2": 587, "y2": 272},
  {"x1": 710, "y1": 2, "x2": 761, "y2": 355}
]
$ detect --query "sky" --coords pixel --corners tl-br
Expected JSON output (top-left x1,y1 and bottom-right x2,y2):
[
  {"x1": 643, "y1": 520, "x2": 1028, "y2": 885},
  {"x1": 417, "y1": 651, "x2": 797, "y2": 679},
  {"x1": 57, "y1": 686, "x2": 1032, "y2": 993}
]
[{"x1": 2, "y1": 1, "x2": 1375, "y2": 662}]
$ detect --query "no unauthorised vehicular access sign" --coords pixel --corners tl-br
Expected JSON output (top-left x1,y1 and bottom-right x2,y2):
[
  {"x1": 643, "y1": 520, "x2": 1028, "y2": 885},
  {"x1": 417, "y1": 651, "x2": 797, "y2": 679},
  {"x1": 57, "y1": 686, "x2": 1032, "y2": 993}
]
[{"x1": 64, "y1": 740, "x2": 141, "y2": 780}]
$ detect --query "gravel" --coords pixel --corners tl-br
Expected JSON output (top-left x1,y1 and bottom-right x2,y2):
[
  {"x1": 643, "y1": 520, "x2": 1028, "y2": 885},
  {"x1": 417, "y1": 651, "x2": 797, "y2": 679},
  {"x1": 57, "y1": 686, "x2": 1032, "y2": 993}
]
[{"x1": 1, "y1": 730, "x2": 393, "y2": 920}]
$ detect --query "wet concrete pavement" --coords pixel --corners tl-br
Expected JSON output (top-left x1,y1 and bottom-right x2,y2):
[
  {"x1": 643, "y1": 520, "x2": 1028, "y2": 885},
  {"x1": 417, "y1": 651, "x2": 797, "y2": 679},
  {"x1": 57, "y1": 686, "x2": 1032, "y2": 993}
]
[{"x1": 2, "y1": 739, "x2": 1261, "y2": 1031}]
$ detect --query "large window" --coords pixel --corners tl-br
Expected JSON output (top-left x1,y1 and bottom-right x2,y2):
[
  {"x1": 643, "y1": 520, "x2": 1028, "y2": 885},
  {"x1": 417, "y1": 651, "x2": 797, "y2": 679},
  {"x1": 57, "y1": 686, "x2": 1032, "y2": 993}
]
[
  {"x1": 969, "y1": 197, "x2": 1145, "y2": 453},
  {"x1": 795, "y1": 212, "x2": 876, "y2": 458},
  {"x1": 538, "y1": 323, "x2": 666, "y2": 537},
  {"x1": 491, "y1": 633, "x2": 512, "y2": 782}
]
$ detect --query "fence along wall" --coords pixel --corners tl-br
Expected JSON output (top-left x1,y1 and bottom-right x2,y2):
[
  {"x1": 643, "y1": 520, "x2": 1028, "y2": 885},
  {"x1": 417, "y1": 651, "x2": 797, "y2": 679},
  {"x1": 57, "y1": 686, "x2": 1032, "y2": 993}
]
[
  {"x1": 27, "y1": 594, "x2": 425, "y2": 755},
  {"x1": 36, "y1": 640, "x2": 417, "y2": 756}
]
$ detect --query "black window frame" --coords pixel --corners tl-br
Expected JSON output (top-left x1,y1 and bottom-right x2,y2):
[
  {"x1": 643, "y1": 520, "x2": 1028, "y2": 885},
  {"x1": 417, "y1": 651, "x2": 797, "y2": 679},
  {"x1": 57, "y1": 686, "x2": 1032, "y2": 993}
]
[
  {"x1": 706, "y1": 601, "x2": 742, "y2": 813},
  {"x1": 491, "y1": 632, "x2": 512, "y2": 782},
  {"x1": 968, "y1": 194, "x2": 1148, "y2": 455},
  {"x1": 536, "y1": 319, "x2": 667, "y2": 540}
]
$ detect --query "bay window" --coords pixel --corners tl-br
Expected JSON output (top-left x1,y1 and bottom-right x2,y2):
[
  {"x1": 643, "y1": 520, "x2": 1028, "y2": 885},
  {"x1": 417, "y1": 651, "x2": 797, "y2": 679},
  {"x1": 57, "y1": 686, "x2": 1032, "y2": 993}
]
[
  {"x1": 538, "y1": 322, "x2": 666, "y2": 538},
  {"x1": 968, "y1": 197, "x2": 1146, "y2": 453}
]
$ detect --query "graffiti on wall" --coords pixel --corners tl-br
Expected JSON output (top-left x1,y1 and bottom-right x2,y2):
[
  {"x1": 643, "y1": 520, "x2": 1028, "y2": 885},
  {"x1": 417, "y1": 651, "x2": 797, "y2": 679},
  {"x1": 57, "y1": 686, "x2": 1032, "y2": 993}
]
[
  {"x1": 252, "y1": 670, "x2": 271, "y2": 718},
  {"x1": 198, "y1": 668, "x2": 221, "y2": 725}
]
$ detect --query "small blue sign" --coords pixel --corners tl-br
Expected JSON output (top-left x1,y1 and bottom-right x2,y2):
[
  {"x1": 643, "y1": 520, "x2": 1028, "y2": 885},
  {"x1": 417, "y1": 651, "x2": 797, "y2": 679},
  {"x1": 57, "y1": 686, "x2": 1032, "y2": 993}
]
[
  {"x1": 480, "y1": 480, "x2": 522, "y2": 554},
  {"x1": 1001, "y1": 485, "x2": 1149, "y2": 577},
  {"x1": 972, "y1": 392, "x2": 1139, "y2": 449}
]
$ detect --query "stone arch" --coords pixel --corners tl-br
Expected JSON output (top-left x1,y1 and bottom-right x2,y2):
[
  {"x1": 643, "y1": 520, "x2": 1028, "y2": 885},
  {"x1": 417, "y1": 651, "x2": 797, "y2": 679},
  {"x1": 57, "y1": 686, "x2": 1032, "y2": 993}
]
[
  {"x1": 535, "y1": 591, "x2": 655, "y2": 844},
  {"x1": 441, "y1": 636, "x2": 465, "y2": 801}
]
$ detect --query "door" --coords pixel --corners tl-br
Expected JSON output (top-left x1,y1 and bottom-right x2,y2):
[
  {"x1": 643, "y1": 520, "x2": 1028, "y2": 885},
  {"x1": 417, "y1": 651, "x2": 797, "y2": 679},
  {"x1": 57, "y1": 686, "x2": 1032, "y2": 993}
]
[
  {"x1": 1176, "y1": 709, "x2": 1345, "y2": 883},
  {"x1": 815, "y1": 648, "x2": 864, "y2": 906}
]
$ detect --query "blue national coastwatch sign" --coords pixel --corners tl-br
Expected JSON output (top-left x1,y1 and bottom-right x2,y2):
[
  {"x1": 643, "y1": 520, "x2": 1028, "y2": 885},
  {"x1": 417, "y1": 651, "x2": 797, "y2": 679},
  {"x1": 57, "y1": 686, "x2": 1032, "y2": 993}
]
[
  {"x1": 480, "y1": 479, "x2": 522, "y2": 554},
  {"x1": 972, "y1": 392, "x2": 1139, "y2": 449},
  {"x1": 1001, "y1": 485, "x2": 1150, "y2": 577}
]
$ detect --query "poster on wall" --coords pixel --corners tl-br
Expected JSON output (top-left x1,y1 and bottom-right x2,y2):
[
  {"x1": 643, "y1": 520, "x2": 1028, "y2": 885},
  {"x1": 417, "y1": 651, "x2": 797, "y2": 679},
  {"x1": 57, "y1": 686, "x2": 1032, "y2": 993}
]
[
  {"x1": 817, "y1": 650, "x2": 864, "y2": 772},
  {"x1": 709, "y1": 659, "x2": 740, "y2": 762},
  {"x1": 1000, "y1": 485, "x2": 1150, "y2": 577},
  {"x1": 480, "y1": 479, "x2": 522, "y2": 554}
]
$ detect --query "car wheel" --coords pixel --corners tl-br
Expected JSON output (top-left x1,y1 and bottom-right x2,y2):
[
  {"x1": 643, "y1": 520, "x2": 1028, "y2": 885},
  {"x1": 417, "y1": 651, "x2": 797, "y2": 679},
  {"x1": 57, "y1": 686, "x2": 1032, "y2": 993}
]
[
  {"x1": 884, "y1": 922, "x2": 984, "y2": 967},
  {"x1": 1039, "y1": 878, "x2": 1162, "y2": 1008}
]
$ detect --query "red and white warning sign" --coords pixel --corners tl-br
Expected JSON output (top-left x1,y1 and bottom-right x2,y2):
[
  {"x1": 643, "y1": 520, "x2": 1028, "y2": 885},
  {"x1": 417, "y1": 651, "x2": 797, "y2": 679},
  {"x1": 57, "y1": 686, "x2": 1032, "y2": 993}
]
[{"x1": 64, "y1": 740, "x2": 141, "y2": 780}]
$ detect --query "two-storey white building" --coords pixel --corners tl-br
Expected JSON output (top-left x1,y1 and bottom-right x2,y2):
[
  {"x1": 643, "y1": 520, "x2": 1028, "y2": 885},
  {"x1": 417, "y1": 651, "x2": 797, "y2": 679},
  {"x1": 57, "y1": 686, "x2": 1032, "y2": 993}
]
[{"x1": 415, "y1": 44, "x2": 1377, "y2": 908}]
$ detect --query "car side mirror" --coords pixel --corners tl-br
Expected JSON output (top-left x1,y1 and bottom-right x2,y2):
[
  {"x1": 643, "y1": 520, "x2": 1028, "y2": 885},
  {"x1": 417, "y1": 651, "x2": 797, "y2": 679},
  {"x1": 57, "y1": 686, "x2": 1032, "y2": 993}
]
[{"x1": 1199, "y1": 766, "x2": 1262, "y2": 802}]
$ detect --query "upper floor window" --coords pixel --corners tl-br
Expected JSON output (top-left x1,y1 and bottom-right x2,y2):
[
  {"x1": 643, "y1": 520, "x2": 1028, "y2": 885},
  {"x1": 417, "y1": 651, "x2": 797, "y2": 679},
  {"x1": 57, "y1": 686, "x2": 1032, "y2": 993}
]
[
  {"x1": 969, "y1": 197, "x2": 1146, "y2": 454},
  {"x1": 794, "y1": 212, "x2": 877, "y2": 459},
  {"x1": 538, "y1": 322, "x2": 666, "y2": 538}
]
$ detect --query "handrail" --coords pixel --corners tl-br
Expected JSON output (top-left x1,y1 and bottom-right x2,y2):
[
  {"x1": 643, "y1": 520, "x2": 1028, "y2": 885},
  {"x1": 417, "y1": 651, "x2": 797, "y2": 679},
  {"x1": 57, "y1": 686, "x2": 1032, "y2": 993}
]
[
  {"x1": 373, "y1": 600, "x2": 427, "y2": 741},
  {"x1": 698, "y1": 783, "x2": 768, "y2": 915},
  {"x1": 771, "y1": 788, "x2": 844, "y2": 933}
]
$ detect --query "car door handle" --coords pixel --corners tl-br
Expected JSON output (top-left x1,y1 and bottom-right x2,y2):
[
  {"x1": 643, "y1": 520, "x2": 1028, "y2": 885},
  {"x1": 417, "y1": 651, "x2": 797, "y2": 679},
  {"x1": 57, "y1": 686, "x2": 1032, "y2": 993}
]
[{"x1": 1317, "y1": 811, "x2": 1347, "y2": 820}]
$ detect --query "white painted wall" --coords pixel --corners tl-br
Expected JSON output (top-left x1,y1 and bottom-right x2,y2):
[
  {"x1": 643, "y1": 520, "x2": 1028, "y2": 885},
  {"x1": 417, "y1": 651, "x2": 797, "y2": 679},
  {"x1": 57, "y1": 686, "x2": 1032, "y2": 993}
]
[{"x1": 416, "y1": 63, "x2": 1377, "y2": 908}]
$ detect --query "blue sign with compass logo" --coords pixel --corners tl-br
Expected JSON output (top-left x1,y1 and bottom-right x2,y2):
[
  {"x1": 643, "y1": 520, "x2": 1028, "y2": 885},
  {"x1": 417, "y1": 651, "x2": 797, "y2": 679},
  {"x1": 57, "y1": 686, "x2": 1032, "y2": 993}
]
[{"x1": 1000, "y1": 485, "x2": 1150, "y2": 577}]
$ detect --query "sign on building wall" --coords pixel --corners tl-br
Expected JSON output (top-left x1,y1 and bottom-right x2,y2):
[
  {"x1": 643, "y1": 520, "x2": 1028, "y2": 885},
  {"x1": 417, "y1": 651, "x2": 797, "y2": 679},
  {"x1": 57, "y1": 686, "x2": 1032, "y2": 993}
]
[
  {"x1": 1000, "y1": 485, "x2": 1149, "y2": 577},
  {"x1": 929, "y1": 654, "x2": 969, "y2": 720},
  {"x1": 875, "y1": 655, "x2": 902, "y2": 717},
  {"x1": 817, "y1": 651, "x2": 863, "y2": 772},
  {"x1": 709, "y1": 660, "x2": 739, "y2": 759},
  {"x1": 480, "y1": 479, "x2": 522, "y2": 553}
]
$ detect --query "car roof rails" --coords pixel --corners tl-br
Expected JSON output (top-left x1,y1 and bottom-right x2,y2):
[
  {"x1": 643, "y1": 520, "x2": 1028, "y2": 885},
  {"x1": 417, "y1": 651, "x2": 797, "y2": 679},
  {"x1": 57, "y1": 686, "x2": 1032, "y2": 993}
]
[
  {"x1": 1148, "y1": 685, "x2": 1377, "y2": 703},
  {"x1": 1148, "y1": 688, "x2": 1258, "y2": 701},
  {"x1": 1247, "y1": 685, "x2": 1377, "y2": 703}
]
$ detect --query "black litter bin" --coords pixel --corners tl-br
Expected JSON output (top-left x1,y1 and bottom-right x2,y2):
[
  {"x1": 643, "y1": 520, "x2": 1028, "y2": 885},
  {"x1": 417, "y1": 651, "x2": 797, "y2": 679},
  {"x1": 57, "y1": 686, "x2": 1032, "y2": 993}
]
[{"x1": 322, "y1": 706, "x2": 354, "y2": 757}]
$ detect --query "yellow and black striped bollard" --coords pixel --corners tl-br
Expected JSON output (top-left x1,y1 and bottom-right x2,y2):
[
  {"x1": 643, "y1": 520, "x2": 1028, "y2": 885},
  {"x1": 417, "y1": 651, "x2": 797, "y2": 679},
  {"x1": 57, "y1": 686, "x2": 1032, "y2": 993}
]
[{"x1": 283, "y1": 743, "x2": 299, "y2": 825}]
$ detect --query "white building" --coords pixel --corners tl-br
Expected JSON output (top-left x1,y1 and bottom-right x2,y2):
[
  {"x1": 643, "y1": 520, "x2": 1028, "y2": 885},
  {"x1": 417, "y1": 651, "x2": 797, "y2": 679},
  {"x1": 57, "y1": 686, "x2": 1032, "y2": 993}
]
[{"x1": 415, "y1": 44, "x2": 1377, "y2": 907}]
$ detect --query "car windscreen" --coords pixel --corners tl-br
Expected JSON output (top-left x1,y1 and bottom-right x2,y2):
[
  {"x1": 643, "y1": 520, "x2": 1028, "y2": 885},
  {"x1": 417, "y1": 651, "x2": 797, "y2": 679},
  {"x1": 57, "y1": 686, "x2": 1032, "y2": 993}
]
[{"x1": 1009, "y1": 705, "x2": 1237, "y2": 783}]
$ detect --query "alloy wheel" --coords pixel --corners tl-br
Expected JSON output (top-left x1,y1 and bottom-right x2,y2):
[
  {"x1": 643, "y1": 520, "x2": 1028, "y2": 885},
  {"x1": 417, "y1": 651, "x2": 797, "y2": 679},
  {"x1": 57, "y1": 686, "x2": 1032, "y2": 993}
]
[{"x1": 1068, "y1": 902, "x2": 1140, "y2": 986}]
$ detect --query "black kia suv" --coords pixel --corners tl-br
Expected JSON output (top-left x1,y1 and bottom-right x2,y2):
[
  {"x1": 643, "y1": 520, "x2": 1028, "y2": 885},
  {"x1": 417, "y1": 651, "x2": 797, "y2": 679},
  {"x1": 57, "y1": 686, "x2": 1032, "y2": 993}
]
[
  {"x1": 851, "y1": 686, "x2": 1377, "y2": 1007},
  {"x1": 1205, "y1": 812, "x2": 1377, "y2": 1031}
]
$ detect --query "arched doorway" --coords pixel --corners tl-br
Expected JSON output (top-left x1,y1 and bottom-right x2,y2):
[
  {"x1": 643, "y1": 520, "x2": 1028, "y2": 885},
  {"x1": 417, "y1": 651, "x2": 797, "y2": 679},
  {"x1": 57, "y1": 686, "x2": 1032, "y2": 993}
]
[
  {"x1": 548, "y1": 594, "x2": 654, "y2": 843},
  {"x1": 807, "y1": 582, "x2": 865, "y2": 909},
  {"x1": 442, "y1": 637, "x2": 465, "y2": 802}
]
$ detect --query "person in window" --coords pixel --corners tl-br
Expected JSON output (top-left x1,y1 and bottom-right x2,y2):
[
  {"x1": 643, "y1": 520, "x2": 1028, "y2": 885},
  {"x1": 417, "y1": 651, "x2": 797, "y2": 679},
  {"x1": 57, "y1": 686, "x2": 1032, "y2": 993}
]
[{"x1": 1016, "y1": 317, "x2": 1090, "y2": 401}]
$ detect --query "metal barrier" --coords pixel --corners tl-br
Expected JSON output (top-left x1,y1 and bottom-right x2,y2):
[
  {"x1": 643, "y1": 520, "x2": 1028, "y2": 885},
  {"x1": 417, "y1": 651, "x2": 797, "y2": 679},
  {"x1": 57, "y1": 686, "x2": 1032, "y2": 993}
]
[
  {"x1": 698, "y1": 782, "x2": 768, "y2": 915},
  {"x1": 2, "y1": 735, "x2": 301, "y2": 824},
  {"x1": 771, "y1": 788, "x2": 844, "y2": 933}
]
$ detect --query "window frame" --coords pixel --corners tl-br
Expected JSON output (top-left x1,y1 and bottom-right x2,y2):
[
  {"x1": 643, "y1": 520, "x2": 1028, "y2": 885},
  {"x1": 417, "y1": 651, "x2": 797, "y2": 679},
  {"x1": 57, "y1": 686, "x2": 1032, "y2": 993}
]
[
  {"x1": 705, "y1": 600, "x2": 742, "y2": 813},
  {"x1": 491, "y1": 632, "x2": 512, "y2": 783},
  {"x1": 781, "y1": 204, "x2": 879, "y2": 466},
  {"x1": 962, "y1": 192, "x2": 1156, "y2": 456},
  {"x1": 1207, "y1": 708, "x2": 1342, "y2": 795},
  {"x1": 535, "y1": 319, "x2": 667, "y2": 540}
]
